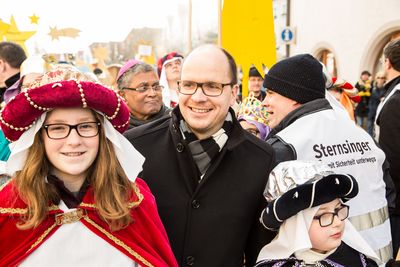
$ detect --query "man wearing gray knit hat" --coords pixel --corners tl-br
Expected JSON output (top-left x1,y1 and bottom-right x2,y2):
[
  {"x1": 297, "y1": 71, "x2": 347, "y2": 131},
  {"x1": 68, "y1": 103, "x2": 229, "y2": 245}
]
[{"x1": 262, "y1": 53, "x2": 395, "y2": 264}]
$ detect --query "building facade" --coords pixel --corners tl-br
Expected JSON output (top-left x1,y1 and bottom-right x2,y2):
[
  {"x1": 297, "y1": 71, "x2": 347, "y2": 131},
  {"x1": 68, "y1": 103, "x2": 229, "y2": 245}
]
[{"x1": 274, "y1": 0, "x2": 400, "y2": 82}]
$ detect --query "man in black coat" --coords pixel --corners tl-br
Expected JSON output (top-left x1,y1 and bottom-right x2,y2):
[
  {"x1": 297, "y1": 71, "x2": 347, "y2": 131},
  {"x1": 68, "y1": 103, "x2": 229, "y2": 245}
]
[
  {"x1": 261, "y1": 54, "x2": 394, "y2": 264},
  {"x1": 376, "y1": 38, "x2": 400, "y2": 258},
  {"x1": 248, "y1": 66, "x2": 266, "y2": 101},
  {"x1": 125, "y1": 45, "x2": 276, "y2": 266}
]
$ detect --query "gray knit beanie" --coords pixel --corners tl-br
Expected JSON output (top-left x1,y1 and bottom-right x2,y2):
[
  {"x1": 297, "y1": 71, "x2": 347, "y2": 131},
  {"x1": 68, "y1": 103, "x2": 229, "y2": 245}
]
[{"x1": 263, "y1": 54, "x2": 326, "y2": 104}]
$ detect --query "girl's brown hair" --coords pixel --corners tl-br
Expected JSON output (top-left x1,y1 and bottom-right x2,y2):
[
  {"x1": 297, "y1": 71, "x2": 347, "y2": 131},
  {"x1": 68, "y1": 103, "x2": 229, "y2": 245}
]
[{"x1": 16, "y1": 111, "x2": 137, "y2": 231}]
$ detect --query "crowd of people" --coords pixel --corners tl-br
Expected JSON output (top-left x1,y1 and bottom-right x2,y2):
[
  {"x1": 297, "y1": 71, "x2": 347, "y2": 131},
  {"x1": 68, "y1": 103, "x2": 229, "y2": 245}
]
[{"x1": 1, "y1": 38, "x2": 400, "y2": 266}]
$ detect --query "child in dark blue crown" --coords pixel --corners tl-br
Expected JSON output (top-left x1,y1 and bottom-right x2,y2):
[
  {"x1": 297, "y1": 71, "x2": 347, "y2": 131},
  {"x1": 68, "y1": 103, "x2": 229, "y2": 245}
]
[{"x1": 256, "y1": 160, "x2": 380, "y2": 267}]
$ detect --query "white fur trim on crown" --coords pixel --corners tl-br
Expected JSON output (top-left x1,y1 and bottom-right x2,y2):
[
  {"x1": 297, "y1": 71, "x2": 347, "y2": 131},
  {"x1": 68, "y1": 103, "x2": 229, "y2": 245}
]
[
  {"x1": 344, "y1": 174, "x2": 354, "y2": 197},
  {"x1": 102, "y1": 119, "x2": 144, "y2": 181},
  {"x1": 309, "y1": 181, "x2": 317, "y2": 208}
]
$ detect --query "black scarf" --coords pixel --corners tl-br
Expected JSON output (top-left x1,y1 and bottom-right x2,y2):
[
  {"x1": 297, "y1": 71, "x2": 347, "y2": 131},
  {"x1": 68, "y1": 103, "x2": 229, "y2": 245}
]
[
  {"x1": 47, "y1": 174, "x2": 89, "y2": 208},
  {"x1": 179, "y1": 112, "x2": 233, "y2": 177},
  {"x1": 128, "y1": 105, "x2": 171, "y2": 129}
]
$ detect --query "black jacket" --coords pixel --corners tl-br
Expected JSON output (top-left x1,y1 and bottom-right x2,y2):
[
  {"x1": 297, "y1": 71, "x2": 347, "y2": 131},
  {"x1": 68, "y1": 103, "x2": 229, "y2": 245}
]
[
  {"x1": 377, "y1": 75, "x2": 400, "y2": 215},
  {"x1": 128, "y1": 105, "x2": 171, "y2": 129},
  {"x1": 0, "y1": 72, "x2": 19, "y2": 103},
  {"x1": 355, "y1": 81, "x2": 371, "y2": 117},
  {"x1": 368, "y1": 85, "x2": 387, "y2": 121},
  {"x1": 125, "y1": 108, "x2": 276, "y2": 267},
  {"x1": 267, "y1": 98, "x2": 396, "y2": 213}
]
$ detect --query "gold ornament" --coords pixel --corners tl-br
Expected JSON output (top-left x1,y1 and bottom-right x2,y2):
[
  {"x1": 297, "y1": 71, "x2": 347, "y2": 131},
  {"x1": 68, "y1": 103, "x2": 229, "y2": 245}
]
[
  {"x1": 29, "y1": 14, "x2": 39, "y2": 24},
  {"x1": 48, "y1": 26, "x2": 81, "y2": 40},
  {"x1": 0, "y1": 16, "x2": 36, "y2": 53}
]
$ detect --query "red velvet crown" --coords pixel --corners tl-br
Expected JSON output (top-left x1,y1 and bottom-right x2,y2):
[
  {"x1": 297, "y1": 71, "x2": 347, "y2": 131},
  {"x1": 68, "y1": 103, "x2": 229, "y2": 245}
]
[
  {"x1": 332, "y1": 77, "x2": 357, "y2": 95},
  {"x1": 0, "y1": 79, "x2": 130, "y2": 142},
  {"x1": 157, "y1": 52, "x2": 183, "y2": 77}
]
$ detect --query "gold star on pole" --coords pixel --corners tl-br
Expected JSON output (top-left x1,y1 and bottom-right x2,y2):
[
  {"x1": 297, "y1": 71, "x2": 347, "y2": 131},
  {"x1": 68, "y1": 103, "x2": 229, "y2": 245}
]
[
  {"x1": 92, "y1": 46, "x2": 110, "y2": 70},
  {"x1": 48, "y1": 26, "x2": 81, "y2": 40},
  {"x1": 48, "y1": 26, "x2": 60, "y2": 40},
  {"x1": 1, "y1": 16, "x2": 36, "y2": 53},
  {"x1": 0, "y1": 19, "x2": 10, "y2": 35},
  {"x1": 29, "y1": 14, "x2": 40, "y2": 24},
  {"x1": 92, "y1": 46, "x2": 110, "y2": 62},
  {"x1": 221, "y1": 0, "x2": 276, "y2": 98}
]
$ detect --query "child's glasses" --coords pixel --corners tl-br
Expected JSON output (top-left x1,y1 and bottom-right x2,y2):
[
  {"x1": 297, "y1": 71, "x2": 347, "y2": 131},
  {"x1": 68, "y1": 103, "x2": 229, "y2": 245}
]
[{"x1": 313, "y1": 204, "x2": 349, "y2": 227}]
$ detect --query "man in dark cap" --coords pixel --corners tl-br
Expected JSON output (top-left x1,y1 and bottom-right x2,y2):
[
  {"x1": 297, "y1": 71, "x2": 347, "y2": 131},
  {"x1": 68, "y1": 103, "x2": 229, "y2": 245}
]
[
  {"x1": 248, "y1": 66, "x2": 265, "y2": 101},
  {"x1": 261, "y1": 53, "x2": 394, "y2": 264},
  {"x1": 249, "y1": 66, "x2": 265, "y2": 101}
]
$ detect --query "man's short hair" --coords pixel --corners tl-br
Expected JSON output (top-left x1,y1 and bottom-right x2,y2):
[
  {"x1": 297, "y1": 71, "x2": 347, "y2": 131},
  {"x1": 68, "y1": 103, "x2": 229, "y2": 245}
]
[
  {"x1": 0, "y1": 42, "x2": 27, "y2": 69},
  {"x1": 117, "y1": 62, "x2": 156, "y2": 90},
  {"x1": 361, "y1": 70, "x2": 371, "y2": 76},
  {"x1": 384, "y1": 39, "x2": 400, "y2": 72},
  {"x1": 220, "y1": 47, "x2": 238, "y2": 85}
]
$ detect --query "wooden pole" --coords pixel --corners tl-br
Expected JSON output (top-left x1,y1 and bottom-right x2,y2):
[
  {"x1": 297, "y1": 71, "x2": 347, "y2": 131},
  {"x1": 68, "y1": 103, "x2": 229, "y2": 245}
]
[
  {"x1": 286, "y1": 0, "x2": 291, "y2": 58},
  {"x1": 218, "y1": 0, "x2": 222, "y2": 46},
  {"x1": 187, "y1": 0, "x2": 193, "y2": 53}
]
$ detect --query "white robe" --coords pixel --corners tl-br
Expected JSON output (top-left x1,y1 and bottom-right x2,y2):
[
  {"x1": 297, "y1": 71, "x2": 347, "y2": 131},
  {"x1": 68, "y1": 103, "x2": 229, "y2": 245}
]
[{"x1": 19, "y1": 201, "x2": 140, "y2": 267}]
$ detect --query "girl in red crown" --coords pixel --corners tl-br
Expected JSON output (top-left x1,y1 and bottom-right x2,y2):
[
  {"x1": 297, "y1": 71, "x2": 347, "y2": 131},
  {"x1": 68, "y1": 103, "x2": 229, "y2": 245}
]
[{"x1": 0, "y1": 66, "x2": 178, "y2": 267}]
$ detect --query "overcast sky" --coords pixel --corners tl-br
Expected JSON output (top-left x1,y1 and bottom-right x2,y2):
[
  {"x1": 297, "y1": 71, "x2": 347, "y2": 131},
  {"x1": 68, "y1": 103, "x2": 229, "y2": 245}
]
[{"x1": 0, "y1": 0, "x2": 218, "y2": 54}]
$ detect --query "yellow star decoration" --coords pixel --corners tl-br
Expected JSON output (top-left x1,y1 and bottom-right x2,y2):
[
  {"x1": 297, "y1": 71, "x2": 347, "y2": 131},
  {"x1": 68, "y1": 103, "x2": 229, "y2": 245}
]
[
  {"x1": 48, "y1": 26, "x2": 59, "y2": 40},
  {"x1": 0, "y1": 16, "x2": 36, "y2": 54},
  {"x1": 92, "y1": 46, "x2": 110, "y2": 63},
  {"x1": 91, "y1": 46, "x2": 110, "y2": 71},
  {"x1": 221, "y1": 0, "x2": 276, "y2": 98},
  {"x1": 29, "y1": 14, "x2": 40, "y2": 24},
  {"x1": 0, "y1": 19, "x2": 10, "y2": 34},
  {"x1": 48, "y1": 26, "x2": 81, "y2": 40}
]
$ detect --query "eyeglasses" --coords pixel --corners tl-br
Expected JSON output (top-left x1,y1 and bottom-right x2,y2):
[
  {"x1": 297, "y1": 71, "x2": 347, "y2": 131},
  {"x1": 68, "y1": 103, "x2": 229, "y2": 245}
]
[
  {"x1": 123, "y1": 84, "x2": 164, "y2": 93},
  {"x1": 313, "y1": 204, "x2": 349, "y2": 227},
  {"x1": 43, "y1": 122, "x2": 101, "y2": 140},
  {"x1": 177, "y1": 80, "x2": 233, "y2": 97},
  {"x1": 376, "y1": 77, "x2": 385, "y2": 79}
]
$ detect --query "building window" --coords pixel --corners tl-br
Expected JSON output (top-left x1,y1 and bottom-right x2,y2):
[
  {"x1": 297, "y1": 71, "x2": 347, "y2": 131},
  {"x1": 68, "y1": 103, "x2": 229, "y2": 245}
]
[
  {"x1": 373, "y1": 31, "x2": 400, "y2": 75},
  {"x1": 317, "y1": 49, "x2": 337, "y2": 77}
]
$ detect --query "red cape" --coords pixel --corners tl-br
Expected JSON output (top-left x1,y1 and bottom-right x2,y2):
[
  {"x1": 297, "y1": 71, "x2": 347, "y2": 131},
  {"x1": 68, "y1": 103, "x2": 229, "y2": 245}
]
[{"x1": 0, "y1": 178, "x2": 178, "y2": 267}]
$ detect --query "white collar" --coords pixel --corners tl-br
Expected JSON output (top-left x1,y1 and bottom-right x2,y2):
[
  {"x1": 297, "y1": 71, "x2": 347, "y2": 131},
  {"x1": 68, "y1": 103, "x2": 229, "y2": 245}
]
[{"x1": 294, "y1": 247, "x2": 337, "y2": 264}]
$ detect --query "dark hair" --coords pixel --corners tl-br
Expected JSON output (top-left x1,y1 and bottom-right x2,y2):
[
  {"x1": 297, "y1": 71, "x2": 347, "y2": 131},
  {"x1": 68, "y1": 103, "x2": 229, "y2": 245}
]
[
  {"x1": 249, "y1": 66, "x2": 263, "y2": 78},
  {"x1": 0, "y1": 41, "x2": 27, "y2": 68},
  {"x1": 93, "y1": 68, "x2": 103, "y2": 75},
  {"x1": 220, "y1": 47, "x2": 238, "y2": 85},
  {"x1": 384, "y1": 39, "x2": 400, "y2": 72},
  {"x1": 361, "y1": 70, "x2": 371, "y2": 76}
]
